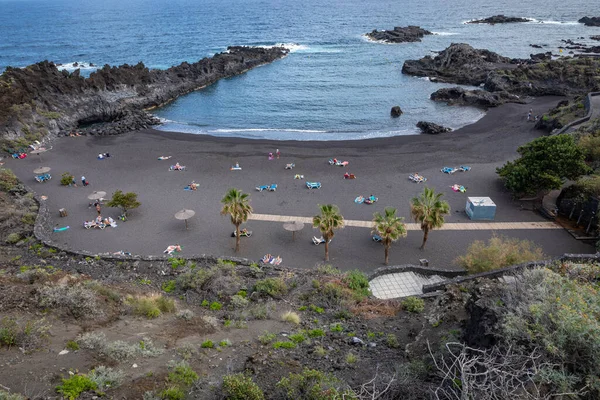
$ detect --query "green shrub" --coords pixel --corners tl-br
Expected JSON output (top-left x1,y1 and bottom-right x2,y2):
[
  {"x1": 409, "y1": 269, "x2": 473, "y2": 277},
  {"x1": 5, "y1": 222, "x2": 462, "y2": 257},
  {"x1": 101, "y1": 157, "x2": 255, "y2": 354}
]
[
  {"x1": 329, "y1": 323, "x2": 343, "y2": 332},
  {"x1": 201, "y1": 299, "x2": 210, "y2": 307},
  {"x1": 298, "y1": 305, "x2": 308, "y2": 311},
  {"x1": 386, "y1": 333, "x2": 400, "y2": 348},
  {"x1": 254, "y1": 278, "x2": 288, "y2": 298},
  {"x1": 273, "y1": 341, "x2": 296, "y2": 349},
  {"x1": 308, "y1": 304, "x2": 324, "y2": 314},
  {"x1": 201, "y1": 340, "x2": 214, "y2": 348},
  {"x1": 276, "y1": 368, "x2": 356, "y2": 400},
  {"x1": 161, "y1": 280, "x2": 176, "y2": 293},
  {"x1": 344, "y1": 270, "x2": 371, "y2": 298},
  {"x1": 0, "y1": 168, "x2": 19, "y2": 192},
  {"x1": 230, "y1": 294, "x2": 249, "y2": 308},
  {"x1": 6, "y1": 233, "x2": 21, "y2": 244},
  {"x1": 0, "y1": 390, "x2": 26, "y2": 400},
  {"x1": 128, "y1": 295, "x2": 174, "y2": 319},
  {"x1": 219, "y1": 339, "x2": 231, "y2": 347},
  {"x1": 168, "y1": 257, "x2": 186, "y2": 269},
  {"x1": 0, "y1": 317, "x2": 50, "y2": 353},
  {"x1": 281, "y1": 311, "x2": 300, "y2": 324},
  {"x1": 578, "y1": 135, "x2": 600, "y2": 162},
  {"x1": 156, "y1": 295, "x2": 175, "y2": 312},
  {"x1": 20, "y1": 213, "x2": 36, "y2": 225},
  {"x1": 401, "y1": 297, "x2": 425, "y2": 313},
  {"x1": 55, "y1": 374, "x2": 98, "y2": 400},
  {"x1": 160, "y1": 386, "x2": 185, "y2": 400},
  {"x1": 258, "y1": 332, "x2": 276, "y2": 345},
  {"x1": 345, "y1": 352, "x2": 358, "y2": 364},
  {"x1": 307, "y1": 329, "x2": 325, "y2": 338},
  {"x1": 456, "y1": 235, "x2": 545, "y2": 274},
  {"x1": 168, "y1": 362, "x2": 198, "y2": 386},
  {"x1": 316, "y1": 264, "x2": 341, "y2": 276},
  {"x1": 209, "y1": 301, "x2": 222, "y2": 311},
  {"x1": 60, "y1": 172, "x2": 75, "y2": 186},
  {"x1": 66, "y1": 340, "x2": 80, "y2": 351},
  {"x1": 222, "y1": 373, "x2": 265, "y2": 400},
  {"x1": 87, "y1": 366, "x2": 124, "y2": 391},
  {"x1": 289, "y1": 333, "x2": 306, "y2": 344},
  {"x1": 313, "y1": 345, "x2": 327, "y2": 357}
]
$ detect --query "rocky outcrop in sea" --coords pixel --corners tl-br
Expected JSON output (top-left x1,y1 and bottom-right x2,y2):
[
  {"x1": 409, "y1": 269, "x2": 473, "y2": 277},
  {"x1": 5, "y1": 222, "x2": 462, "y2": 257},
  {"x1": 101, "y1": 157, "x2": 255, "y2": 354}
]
[
  {"x1": 403, "y1": 43, "x2": 600, "y2": 108},
  {"x1": 366, "y1": 26, "x2": 432, "y2": 43},
  {"x1": 401, "y1": 43, "x2": 513, "y2": 86},
  {"x1": 467, "y1": 15, "x2": 531, "y2": 24},
  {"x1": 0, "y1": 46, "x2": 289, "y2": 141},
  {"x1": 578, "y1": 16, "x2": 600, "y2": 27}
]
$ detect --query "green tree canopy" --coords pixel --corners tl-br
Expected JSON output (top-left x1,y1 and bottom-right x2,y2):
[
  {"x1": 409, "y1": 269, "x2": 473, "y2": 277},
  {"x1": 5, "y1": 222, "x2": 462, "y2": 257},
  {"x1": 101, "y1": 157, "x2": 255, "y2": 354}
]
[
  {"x1": 106, "y1": 190, "x2": 140, "y2": 217},
  {"x1": 372, "y1": 207, "x2": 407, "y2": 265},
  {"x1": 220, "y1": 188, "x2": 253, "y2": 253},
  {"x1": 312, "y1": 204, "x2": 344, "y2": 262},
  {"x1": 496, "y1": 135, "x2": 589, "y2": 198},
  {"x1": 410, "y1": 187, "x2": 450, "y2": 250}
]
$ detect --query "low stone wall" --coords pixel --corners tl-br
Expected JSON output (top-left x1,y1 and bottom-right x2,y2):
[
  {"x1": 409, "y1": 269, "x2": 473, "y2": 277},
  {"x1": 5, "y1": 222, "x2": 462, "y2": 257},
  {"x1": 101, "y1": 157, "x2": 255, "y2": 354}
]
[
  {"x1": 422, "y1": 252, "x2": 600, "y2": 293},
  {"x1": 553, "y1": 91, "x2": 600, "y2": 135}
]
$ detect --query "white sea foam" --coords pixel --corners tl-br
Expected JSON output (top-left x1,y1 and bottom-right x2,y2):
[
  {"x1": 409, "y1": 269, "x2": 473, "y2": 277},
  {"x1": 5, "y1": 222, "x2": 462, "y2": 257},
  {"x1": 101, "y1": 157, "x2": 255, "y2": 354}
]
[
  {"x1": 258, "y1": 43, "x2": 308, "y2": 53},
  {"x1": 432, "y1": 32, "x2": 459, "y2": 36},
  {"x1": 212, "y1": 128, "x2": 326, "y2": 133},
  {"x1": 527, "y1": 19, "x2": 579, "y2": 25},
  {"x1": 55, "y1": 61, "x2": 99, "y2": 72}
]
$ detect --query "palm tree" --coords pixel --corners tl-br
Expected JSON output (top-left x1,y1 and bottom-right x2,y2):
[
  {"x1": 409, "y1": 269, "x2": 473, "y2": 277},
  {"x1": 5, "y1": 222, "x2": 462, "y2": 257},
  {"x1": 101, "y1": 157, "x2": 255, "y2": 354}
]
[
  {"x1": 220, "y1": 188, "x2": 253, "y2": 252},
  {"x1": 372, "y1": 207, "x2": 407, "y2": 265},
  {"x1": 312, "y1": 204, "x2": 344, "y2": 262},
  {"x1": 410, "y1": 187, "x2": 450, "y2": 250}
]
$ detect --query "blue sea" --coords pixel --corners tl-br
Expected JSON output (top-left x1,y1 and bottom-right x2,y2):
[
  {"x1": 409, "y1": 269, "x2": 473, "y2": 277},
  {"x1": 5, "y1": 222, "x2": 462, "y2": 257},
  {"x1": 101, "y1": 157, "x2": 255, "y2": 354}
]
[{"x1": 1, "y1": 0, "x2": 598, "y2": 140}]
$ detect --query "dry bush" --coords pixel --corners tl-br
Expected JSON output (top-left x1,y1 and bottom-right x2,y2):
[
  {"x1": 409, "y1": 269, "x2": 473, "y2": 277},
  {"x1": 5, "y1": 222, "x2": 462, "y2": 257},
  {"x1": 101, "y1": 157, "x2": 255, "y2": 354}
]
[
  {"x1": 77, "y1": 332, "x2": 163, "y2": 361},
  {"x1": 456, "y1": 235, "x2": 545, "y2": 274},
  {"x1": 350, "y1": 299, "x2": 401, "y2": 319},
  {"x1": 37, "y1": 284, "x2": 103, "y2": 319},
  {"x1": 127, "y1": 294, "x2": 175, "y2": 319}
]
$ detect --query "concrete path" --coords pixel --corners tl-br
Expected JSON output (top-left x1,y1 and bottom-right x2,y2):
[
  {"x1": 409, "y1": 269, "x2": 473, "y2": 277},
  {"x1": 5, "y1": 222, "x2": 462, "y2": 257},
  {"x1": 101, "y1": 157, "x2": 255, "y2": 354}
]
[
  {"x1": 369, "y1": 272, "x2": 446, "y2": 299},
  {"x1": 250, "y1": 213, "x2": 561, "y2": 231}
]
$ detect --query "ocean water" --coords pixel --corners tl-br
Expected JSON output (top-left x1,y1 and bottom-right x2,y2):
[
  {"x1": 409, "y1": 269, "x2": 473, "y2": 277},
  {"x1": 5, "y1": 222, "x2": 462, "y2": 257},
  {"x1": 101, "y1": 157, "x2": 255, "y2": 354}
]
[{"x1": 1, "y1": 0, "x2": 598, "y2": 140}]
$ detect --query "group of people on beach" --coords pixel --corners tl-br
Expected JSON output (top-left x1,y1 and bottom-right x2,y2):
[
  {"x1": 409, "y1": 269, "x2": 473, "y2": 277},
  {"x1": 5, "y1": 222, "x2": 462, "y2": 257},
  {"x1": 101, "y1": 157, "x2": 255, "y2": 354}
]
[
  {"x1": 268, "y1": 149, "x2": 281, "y2": 160},
  {"x1": 527, "y1": 108, "x2": 539, "y2": 122}
]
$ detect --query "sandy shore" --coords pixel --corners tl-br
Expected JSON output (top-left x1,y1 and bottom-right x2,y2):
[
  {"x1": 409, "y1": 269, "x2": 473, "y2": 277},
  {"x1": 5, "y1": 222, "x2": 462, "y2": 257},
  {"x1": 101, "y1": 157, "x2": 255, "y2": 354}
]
[{"x1": 9, "y1": 96, "x2": 593, "y2": 271}]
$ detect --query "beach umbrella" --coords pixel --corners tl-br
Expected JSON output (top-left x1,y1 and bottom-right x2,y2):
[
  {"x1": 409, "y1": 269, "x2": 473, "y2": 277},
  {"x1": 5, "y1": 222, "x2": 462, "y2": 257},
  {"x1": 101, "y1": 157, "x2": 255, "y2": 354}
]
[
  {"x1": 87, "y1": 191, "x2": 107, "y2": 200},
  {"x1": 33, "y1": 166, "x2": 51, "y2": 174},
  {"x1": 175, "y1": 209, "x2": 195, "y2": 230},
  {"x1": 283, "y1": 220, "x2": 304, "y2": 241},
  {"x1": 30, "y1": 147, "x2": 48, "y2": 161}
]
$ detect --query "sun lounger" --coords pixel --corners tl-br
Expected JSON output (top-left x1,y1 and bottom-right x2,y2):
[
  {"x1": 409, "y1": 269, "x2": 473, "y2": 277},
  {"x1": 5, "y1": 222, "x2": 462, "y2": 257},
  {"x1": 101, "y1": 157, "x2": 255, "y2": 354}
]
[
  {"x1": 409, "y1": 173, "x2": 427, "y2": 183},
  {"x1": 441, "y1": 167, "x2": 457, "y2": 174},
  {"x1": 294, "y1": 174, "x2": 304, "y2": 179},
  {"x1": 35, "y1": 173, "x2": 51, "y2": 183},
  {"x1": 84, "y1": 221, "x2": 106, "y2": 230},
  {"x1": 184, "y1": 182, "x2": 198, "y2": 191},
  {"x1": 230, "y1": 164, "x2": 242, "y2": 171},
  {"x1": 306, "y1": 182, "x2": 321, "y2": 189},
  {"x1": 312, "y1": 236, "x2": 331, "y2": 245},
  {"x1": 355, "y1": 196, "x2": 365, "y2": 204},
  {"x1": 459, "y1": 165, "x2": 471, "y2": 172},
  {"x1": 285, "y1": 163, "x2": 295, "y2": 169},
  {"x1": 158, "y1": 156, "x2": 172, "y2": 160},
  {"x1": 256, "y1": 184, "x2": 277, "y2": 192},
  {"x1": 372, "y1": 234, "x2": 382, "y2": 242},
  {"x1": 335, "y1": 160, "x2": 349, "y2": 167},
  {"x1": 169, "y1": 164, "x2": 186, "y2": 171}
]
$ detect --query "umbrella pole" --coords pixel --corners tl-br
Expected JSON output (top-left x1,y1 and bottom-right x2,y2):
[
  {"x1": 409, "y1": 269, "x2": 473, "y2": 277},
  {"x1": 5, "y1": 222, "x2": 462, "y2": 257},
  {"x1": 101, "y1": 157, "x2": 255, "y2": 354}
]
[
  {"x1": 185, "y1": 219, "x2": 188, "y2": 230},
  {"x1": 292, "y1": 231, "x2": 295, "y2": 241}
]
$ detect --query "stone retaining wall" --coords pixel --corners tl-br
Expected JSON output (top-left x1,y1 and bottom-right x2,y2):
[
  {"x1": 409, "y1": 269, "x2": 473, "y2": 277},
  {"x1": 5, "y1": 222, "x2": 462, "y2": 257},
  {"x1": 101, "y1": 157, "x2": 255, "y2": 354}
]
[
  {"x1": 553, "y1": 91, "x2": 600, "y2": 135},
  {"x1": 368, "y1": 264, "x2": 464, "y2": 281}
]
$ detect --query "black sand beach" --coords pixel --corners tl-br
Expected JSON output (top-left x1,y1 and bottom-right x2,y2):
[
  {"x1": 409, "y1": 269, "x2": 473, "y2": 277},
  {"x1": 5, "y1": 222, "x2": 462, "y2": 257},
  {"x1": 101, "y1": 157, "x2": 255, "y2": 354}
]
[{"x1": 8, "y1": 96, "x2": 593, "y2": 271}]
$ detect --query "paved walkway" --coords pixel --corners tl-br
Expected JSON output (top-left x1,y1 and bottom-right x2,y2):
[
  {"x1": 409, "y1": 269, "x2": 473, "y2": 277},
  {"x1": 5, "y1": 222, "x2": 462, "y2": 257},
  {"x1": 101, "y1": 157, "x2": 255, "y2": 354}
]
[
  {"x1": 250, "y1": 213, "x2": 561, "y2": 230},
  {"x1": 369, "y1": 272, "x2": 446, "y2": 299}
]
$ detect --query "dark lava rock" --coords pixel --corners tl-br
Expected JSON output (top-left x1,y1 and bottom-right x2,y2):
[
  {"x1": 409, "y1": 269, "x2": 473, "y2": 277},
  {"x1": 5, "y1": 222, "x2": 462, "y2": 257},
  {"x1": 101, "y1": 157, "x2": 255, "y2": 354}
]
[
  {"x1": 416, "y1": 121, "x2": 452, "y2": 134},
  {"x1": 579, "y1": 16, "x2": 600, "y2": 27},
  {"x1": 366, "y1": 26, "x2": 432, "y2": 43},
  {"x1": 530, "y1": 52, "x2": 552, "y2": 61},
  {"x1": 430, "y1": 87, "x2": 524, "y2": 108},
  {"x1": 529, "y1": 44, "x2": 543, "y2": 48},
  {"x1": 591, "y1": 36, "x2": 600, "y2": 41},
  {"x1": 0, "y1": 46, "x2": 289, "y2": 141},
  {"x1": 467, "y1": 15, "x2": 531, "y2": 24},
  {"x1": 390, "y1": 106, "x2": 403, "y2": 117},
  {"x1": 402, "y1": 43, "x2": 512, "y2": 85}
]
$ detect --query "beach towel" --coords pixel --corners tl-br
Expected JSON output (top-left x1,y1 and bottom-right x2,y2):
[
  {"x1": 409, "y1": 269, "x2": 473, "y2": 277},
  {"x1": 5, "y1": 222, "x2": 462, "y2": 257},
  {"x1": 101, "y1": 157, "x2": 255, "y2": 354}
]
[{"x1": 53, "y1": 226, "x2": 70, "y2": 232}]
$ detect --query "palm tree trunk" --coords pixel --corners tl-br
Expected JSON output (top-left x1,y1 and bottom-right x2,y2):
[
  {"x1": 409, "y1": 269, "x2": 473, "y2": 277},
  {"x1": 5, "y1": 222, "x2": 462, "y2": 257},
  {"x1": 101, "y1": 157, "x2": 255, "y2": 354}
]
[
  {"x1": 324, "y1": 240, "x2": 329, "y2": 261},
  {"x1": 420, "y1": 227, "x2": 429, "y2": 250},
  {"x1": 384, "y1": 244, "x2": 390, "y2": 265},
  {"x1": 235, "y1": 224, "x2": 241, "y2": 252}
]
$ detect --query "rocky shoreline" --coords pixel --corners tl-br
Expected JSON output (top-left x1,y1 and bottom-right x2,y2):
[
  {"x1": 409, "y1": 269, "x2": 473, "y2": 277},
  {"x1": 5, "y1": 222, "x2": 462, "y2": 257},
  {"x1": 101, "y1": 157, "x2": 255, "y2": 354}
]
[
  {"x1": 365, "y1": 26, "x2": 432, "y2": 43},
  {"x1": 0, "y1": 46, "x2": 289, "y2": 140},
  {"x1": 402, "y1": 43, "x2": 600, "y2": 109}
]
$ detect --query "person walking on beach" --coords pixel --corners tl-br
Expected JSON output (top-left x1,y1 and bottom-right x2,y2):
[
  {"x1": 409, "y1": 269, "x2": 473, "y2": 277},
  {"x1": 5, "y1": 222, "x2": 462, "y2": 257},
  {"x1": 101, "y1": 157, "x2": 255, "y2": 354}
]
[
  {"x1": 96, "y1": 203, "x2": 101, "y2": 215},
  {"x1": 276, "y1": 149, "x2": 280, "y2": 159},
  {"x1": 81, "y1": 175, "x2": 88, "y2": 186},
  {"x1": 527, "y1": 111, "x2": 532, "y2": 121}
]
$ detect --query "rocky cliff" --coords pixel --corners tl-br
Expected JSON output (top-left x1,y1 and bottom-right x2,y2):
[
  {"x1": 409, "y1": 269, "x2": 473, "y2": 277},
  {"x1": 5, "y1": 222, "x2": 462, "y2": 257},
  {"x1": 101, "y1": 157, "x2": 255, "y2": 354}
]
[{"x1": 0, "y1": 46, "x2": 289, "y2": 141}]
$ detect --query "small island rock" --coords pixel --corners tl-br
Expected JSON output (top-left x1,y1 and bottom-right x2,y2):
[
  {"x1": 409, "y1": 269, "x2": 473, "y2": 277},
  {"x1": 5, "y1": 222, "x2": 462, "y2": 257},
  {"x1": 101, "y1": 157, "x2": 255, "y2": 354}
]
[
  {"x1": 579, "y1": 17, "x2": 600, "y2": 27},
  {"x1": 366, "y1": 26, "x2": 432, "y2": 43},
  {"x1": 468, "y1": 15, "x2": 531, "y2": 24},
  {"x1": 390, "y1": 106, "x2": 403, "y2": 117}
]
